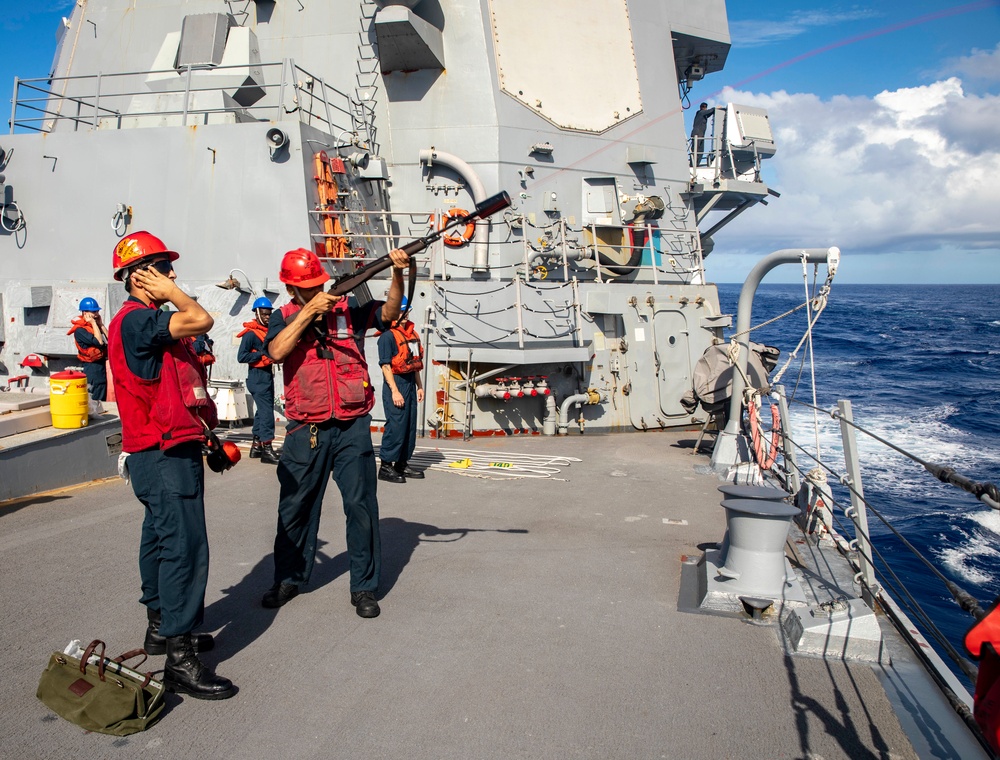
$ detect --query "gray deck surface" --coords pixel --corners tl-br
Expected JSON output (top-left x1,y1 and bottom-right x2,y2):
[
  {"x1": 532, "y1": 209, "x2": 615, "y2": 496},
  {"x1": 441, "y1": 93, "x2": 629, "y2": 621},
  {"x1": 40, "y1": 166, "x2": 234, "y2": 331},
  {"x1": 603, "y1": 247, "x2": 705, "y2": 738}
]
[{"x1": 1, "y1": 431, "x2": 925, "y2": 759}]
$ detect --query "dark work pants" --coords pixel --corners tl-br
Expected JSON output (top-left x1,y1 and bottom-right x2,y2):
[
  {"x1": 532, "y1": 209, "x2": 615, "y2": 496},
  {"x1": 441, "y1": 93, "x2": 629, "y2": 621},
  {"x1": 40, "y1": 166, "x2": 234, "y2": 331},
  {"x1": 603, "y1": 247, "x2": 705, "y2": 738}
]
[
  {"x1": 83, "y1": 360, "x2": 107, "y2": 402},
  {"x1": 380, "y1": 372, "x2": 417, "y2": 466},
  {"x1": 128, "y1": 442, "x2": 209, "y2": 638},
  {"x1": 247, "y1": 367, "x2": 275, "y2": 441},
  {"x1": 273, "y1": 414, "x2": 380, "y2": 592}
]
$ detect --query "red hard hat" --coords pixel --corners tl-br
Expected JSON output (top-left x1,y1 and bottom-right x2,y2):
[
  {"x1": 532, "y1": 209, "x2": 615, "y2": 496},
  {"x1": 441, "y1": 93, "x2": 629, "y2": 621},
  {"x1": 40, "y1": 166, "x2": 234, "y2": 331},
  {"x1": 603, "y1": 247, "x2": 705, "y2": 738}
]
[
  {"x1": 279, "y1": 248, "x2": 330, "y2": 288},
  {"x1": 112, "y1": 231, "x2": 179, "y2": 280}
]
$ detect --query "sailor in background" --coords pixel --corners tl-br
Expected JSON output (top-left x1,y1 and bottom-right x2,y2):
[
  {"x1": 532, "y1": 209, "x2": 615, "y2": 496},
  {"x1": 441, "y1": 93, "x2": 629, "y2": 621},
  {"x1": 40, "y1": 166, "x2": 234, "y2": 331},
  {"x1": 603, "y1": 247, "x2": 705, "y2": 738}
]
[
  {"x1": 192, "y1": 333, "x2": 216, "y2": 380},
  {"x1": 237, "y1": 296, "x2": 280, "y2": 464},
  {"x1": 68, "y1": 297, "x2": 108, "y2": 401},
  {"x1": 377, "y1": 298, "x2": 425, "y2": 484},
  {"x1": 107, "y1": 231, "x2": 235, "y2": 701},
  {"x1": 260, "y1": 246, "x2": 411, "y2": 619},
  {"x1": 691, "y1": 101, "x2": 711, "y2": 167}
]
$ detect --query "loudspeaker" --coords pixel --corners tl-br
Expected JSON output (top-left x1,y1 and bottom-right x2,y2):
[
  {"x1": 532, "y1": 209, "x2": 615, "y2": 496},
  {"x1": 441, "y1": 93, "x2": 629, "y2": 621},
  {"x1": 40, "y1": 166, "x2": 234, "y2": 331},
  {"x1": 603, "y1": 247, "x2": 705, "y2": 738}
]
[
  {"x1": 347, "y1": 151, "x2": 370, "y2": 170},
  {"x1": 265, "y1": 128, "x2": 289, "y2": 158}
]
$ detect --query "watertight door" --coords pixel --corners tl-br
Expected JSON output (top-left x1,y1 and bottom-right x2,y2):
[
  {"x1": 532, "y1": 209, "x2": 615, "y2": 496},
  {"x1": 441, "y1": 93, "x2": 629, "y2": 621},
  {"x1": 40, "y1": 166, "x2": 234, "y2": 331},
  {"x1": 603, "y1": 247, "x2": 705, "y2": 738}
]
[{"x1": 653, "y1": 309, "x2": 692, "y2": 418}]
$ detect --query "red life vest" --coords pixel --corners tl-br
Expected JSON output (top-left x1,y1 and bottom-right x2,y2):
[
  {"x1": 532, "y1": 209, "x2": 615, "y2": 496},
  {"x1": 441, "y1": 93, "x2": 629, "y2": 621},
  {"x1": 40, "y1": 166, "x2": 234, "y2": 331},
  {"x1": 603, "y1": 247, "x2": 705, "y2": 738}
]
[
  {"x1": 67, "y1": 318, "x2": 107, "y2": 363},
  {"x1": 967, "y1": 599, "x2": 1000, "y2": 753},
  {"x1": 975, "y1": 643, "x2": 1000, "y2": 755},
  {"x1": 108, "y1": 300, "x2": 218, "y2": 453},
  {"x1": 387, "y1": 320, "x2": 424, "y2": 375},
  {"x1": 237, "y1": 321, "x2": 274, "y2": 368},
  {"x1": 278, "y1": 299, "x2": 374, "y2": 422}
]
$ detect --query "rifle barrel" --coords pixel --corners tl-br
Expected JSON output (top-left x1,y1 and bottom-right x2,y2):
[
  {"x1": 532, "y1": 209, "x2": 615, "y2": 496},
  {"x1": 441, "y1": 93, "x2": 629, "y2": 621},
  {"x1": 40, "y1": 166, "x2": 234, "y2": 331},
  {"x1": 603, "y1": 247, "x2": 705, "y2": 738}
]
[{"x1": 326, "y1": 190, "x2": 512, "y2": 297}]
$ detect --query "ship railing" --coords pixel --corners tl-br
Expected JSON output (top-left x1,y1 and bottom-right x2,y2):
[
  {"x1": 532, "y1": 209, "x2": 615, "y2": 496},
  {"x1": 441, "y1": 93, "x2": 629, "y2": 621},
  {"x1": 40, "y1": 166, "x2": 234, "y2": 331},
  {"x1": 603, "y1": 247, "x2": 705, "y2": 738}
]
[
  {"x1": 688, "y1": 135, "x2": 764, "y2": 183},
  {"x1": 765, "y1": 383, "x2": 997, "y2": 742},
  {"x1": 8, "y1": 60, "x2": 376, "y2": 149},
  {"x1": 307, "y1": 207, "x2": 707, "y2": 284}
]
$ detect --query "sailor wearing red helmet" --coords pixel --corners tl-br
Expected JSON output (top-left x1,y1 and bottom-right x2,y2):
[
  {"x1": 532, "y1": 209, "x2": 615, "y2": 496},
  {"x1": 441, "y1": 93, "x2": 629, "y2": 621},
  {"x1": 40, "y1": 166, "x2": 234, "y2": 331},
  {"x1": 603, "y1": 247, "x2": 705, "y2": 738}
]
[
  {"x1": 260, "y1": 245, "x2": 411, "y2": 619},
  {"x1": 107, "y1": 231, "x2": 235, "y2": 700}
]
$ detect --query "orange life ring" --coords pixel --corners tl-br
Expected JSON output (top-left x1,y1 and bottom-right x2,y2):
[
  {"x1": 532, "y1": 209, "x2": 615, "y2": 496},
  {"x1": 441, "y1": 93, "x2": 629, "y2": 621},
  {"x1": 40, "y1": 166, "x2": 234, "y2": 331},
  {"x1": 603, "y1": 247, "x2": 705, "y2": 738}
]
[
  {"x1": 439, "y1": 208, "x2": 475, "y2": 247},
  {"x1": 748, "y1": 397, "x2": 781, "y2": 472}
]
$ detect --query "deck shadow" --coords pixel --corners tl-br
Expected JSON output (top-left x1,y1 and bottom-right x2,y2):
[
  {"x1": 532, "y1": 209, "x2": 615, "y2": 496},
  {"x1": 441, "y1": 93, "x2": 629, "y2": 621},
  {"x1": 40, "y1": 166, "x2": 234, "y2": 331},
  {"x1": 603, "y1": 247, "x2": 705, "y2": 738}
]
[
  {"x1": 203, "y1": 517, "x2": 528, "y2": 662},
  {"x1": 0, "y1": 494, "x2": 71, "y2": 516},
  {"x1": 203, "y1": 552, "x2": 288, "y2": 665},
  {"x1": 378, "y1": 517, "x2": 528, "y2": 599}
]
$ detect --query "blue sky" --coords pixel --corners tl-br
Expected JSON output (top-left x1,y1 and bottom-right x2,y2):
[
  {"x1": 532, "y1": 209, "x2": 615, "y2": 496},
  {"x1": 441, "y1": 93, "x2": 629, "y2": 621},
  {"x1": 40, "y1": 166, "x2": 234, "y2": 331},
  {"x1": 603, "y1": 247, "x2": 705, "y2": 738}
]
[
  {"x1": 2, "y1": 1, "x2": 999, "y2": 283},
  {"x1": 702, "y1": 1, "x2": 1000, "y2": 283}
]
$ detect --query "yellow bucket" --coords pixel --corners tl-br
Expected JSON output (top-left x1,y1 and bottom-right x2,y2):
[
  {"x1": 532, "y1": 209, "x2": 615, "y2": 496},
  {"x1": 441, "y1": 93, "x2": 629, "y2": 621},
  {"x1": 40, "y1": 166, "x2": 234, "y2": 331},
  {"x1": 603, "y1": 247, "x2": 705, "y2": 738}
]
[{"x1": 50, "y1": 370, "x2": 89, "y2": 429}]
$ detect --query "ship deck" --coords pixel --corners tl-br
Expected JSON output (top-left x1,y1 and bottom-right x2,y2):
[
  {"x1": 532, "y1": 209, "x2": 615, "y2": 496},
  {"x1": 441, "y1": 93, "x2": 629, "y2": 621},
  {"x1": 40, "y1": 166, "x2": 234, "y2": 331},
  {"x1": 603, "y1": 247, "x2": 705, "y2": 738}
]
[{"x1": 0, "y1": 430, "x2": 986, "y2": 759}]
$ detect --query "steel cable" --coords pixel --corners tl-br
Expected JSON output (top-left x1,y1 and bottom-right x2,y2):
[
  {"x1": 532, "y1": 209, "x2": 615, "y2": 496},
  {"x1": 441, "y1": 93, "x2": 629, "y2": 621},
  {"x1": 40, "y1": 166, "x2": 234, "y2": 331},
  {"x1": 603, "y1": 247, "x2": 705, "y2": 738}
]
[{"x1": 782, "y1": 438, "x2": 980, "y2": 680}]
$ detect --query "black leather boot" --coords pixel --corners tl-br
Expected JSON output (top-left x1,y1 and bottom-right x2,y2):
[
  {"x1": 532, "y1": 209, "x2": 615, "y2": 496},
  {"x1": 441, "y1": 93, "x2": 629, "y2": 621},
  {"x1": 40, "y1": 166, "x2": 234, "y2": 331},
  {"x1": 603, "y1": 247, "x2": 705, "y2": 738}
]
[
  {"x1": 163, "y1": 634, "x2": 235, "y2": 700},
  {"x1": 249, "y1": 436, "x2": 262, "y2": 459},
  {"x1": 395, "y1": 461, "x2": 424, "y2": 479},
  {"x1": 378, "y1": 462, "x2": 405, "y2": 483},
  {"x1": 259, "y1": 441, "x2": 280, "y2": 465},
  {"x1": 144, "y1": 608, "x2": 215, "y2": 656}
]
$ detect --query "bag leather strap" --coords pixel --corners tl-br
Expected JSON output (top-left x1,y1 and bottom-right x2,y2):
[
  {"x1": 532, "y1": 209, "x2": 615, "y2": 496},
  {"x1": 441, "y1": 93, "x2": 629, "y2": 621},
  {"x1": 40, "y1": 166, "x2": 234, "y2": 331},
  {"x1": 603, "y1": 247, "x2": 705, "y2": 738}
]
[
  {"x1": 113, "y1": 649, "x2": 148, "y2": 668},
  {"x1": 80, "y1": 639, "x2": 107, "y2": 681},
  {"x1": 112, "y1": 648, "x2": 154, "y2": 688}
]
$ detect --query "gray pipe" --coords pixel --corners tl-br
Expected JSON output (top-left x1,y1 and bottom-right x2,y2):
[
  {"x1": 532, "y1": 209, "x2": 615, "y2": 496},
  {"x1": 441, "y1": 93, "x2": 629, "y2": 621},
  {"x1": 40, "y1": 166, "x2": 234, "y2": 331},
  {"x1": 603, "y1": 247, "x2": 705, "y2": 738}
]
[
  {"x1": 419, "y1": 148, "x2": 488, "y2": 272},
  {"x1": 527, "y1": 247, "x2": 585, "y2": 272},
  {"x1": 710, "y1": 247, "x2": 841, "y2": 471},
  {"x1": 542, "y1": 394, "x2": 557, "y2": 437},
  {"x1": 475, "y1": 382, "x2": 558, "y2": 435},
  {"x1": 557, "y1": 389, "x2": 604, "y2": 435}
]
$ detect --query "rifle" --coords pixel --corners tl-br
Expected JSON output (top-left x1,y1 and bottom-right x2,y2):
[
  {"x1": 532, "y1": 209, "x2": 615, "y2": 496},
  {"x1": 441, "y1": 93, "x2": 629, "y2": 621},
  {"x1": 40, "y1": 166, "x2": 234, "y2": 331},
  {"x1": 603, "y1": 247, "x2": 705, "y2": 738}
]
[{"x1": 327, "y1": 191, "x2": 512, "y2": 297}]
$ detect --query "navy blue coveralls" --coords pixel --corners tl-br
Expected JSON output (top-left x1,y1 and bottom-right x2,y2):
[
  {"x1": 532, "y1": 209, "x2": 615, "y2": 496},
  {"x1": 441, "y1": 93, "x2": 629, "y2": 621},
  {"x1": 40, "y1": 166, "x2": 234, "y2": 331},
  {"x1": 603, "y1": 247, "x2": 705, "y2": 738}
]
[
  {"x1": 377, "y1": 329, "x2": 418, "y2": 467},
  {"x1": 237, "y1": 327, "x2": 275, "y2": 442},
  {"x1": 264, "y1": 301, "x2": 386, "y2": 593},
  {"x1": 120, "y1": 298, "x2": 210, "y2": 638},
  {"x1": 73, "y1": 327, "x2": 108, "y2": 401}
]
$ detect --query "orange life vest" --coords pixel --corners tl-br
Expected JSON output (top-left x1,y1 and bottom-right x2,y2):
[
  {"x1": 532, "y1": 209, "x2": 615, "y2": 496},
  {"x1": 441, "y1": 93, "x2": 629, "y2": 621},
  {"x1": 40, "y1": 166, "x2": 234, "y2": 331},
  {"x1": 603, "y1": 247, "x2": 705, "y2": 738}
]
[
  {"x1": 67, "y1": 318, "x2": 107, "y2": 363},
  {"x1": 387, "y1": 320, "x2": 424, "y2": 375},
  {"x1": 237, "y1": 321, "x2": 274, "y2": 368}
]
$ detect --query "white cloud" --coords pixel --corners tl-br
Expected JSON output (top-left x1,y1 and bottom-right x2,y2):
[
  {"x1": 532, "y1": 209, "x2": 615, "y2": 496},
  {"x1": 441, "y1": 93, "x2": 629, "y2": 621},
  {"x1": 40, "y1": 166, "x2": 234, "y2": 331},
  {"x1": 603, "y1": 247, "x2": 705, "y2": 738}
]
[
  {"x1": 729, "y1": 9, "x2": 880, "y2": 48},
  {"x1": 712, "y1": 78, "x2": 1000, "y2": 258},
  {"x1": 942, "y1": 42, "x2": 1000, "y2": 86}
]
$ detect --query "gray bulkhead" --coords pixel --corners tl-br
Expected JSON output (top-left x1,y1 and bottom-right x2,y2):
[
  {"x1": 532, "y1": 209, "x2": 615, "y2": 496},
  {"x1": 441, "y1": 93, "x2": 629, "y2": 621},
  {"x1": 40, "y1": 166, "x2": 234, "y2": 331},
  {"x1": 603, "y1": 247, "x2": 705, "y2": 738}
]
[{"x1": 0, "y1": 0, "x2": 747, "y2": 436}]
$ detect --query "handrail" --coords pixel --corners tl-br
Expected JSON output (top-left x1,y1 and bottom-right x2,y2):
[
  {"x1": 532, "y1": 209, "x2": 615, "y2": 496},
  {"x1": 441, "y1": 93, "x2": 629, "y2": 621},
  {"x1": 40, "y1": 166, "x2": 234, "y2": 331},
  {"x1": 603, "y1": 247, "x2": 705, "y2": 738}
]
[
  {"x1": 771, "y1": 391, "x2": 997, "y2": 749},
  {"x1": 787, "y1": 395, "x2": 1000, "y2": 511},
  {"x1": 306, "y1": 207, "x2": 704, "y2": 283},
  {"x1": 767, "y1": 385, "x2": 992, "y2": 687},
  {"x1": 8, "y1": 60, "x2": 371, "y2": 147}
]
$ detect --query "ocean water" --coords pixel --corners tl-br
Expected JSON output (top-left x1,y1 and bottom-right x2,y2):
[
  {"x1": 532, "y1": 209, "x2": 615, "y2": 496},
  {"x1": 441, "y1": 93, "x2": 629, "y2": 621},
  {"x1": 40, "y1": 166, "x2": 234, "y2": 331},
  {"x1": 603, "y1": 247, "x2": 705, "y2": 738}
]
[{"x1": 716, "y1": 283, "x2": 1000, "y2": 684}]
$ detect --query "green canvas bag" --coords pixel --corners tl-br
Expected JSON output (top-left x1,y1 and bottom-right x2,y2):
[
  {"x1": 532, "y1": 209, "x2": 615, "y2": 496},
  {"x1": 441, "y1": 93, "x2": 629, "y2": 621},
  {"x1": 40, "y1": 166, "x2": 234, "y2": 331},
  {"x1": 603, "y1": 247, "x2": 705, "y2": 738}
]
[{"x1": 36, "y1": 640, "x2": 165, "y2": 736}]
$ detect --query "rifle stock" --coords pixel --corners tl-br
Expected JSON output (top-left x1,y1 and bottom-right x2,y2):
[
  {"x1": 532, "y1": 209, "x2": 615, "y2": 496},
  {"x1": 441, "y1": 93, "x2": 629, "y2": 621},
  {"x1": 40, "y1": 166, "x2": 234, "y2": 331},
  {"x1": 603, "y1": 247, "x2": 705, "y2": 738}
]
[{"x1": 327, "y1": 191, "x2": 511, "y2": 297}]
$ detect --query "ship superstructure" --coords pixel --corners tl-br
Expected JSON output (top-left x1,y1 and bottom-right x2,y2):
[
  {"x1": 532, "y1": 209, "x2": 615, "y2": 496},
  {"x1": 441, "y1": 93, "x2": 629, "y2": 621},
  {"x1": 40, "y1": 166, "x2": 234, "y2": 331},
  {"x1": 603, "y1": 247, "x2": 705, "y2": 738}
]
[{"x1": 1, "y1": 0, "x2": 775, "y2": 436}]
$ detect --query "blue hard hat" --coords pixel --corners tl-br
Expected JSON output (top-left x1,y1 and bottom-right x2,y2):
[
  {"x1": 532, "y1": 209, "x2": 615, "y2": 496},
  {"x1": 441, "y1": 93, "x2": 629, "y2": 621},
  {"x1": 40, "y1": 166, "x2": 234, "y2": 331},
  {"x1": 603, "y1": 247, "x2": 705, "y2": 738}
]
[
  {"x1": 400, "y1": 296, "x2": 409, "y2": 310},
  {"x1": 252, "y1": 296, "x2": 273, "y2": 310},
  {"x1": 79, "y1": 297, "x2": 101, "y2": 312}
]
